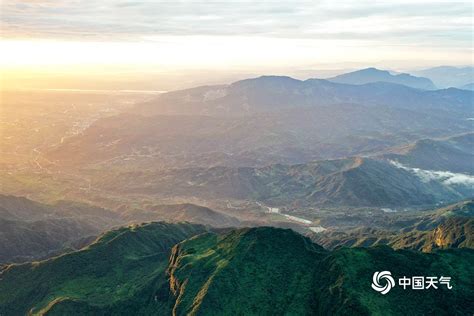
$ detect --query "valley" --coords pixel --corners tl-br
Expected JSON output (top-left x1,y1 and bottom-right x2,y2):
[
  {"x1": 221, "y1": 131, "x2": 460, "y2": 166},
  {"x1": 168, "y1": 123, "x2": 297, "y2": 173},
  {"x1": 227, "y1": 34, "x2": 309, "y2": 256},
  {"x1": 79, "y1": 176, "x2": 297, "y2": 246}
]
[
  {"x1": 1, "y1": 70, "x2": 473, "y2": 315},
  {"x1": 2, "y1": 1, "x2": 473, "y2": 314},
  {"x1": 1, "y1": 78, "x2": 473, "y2": 233}
]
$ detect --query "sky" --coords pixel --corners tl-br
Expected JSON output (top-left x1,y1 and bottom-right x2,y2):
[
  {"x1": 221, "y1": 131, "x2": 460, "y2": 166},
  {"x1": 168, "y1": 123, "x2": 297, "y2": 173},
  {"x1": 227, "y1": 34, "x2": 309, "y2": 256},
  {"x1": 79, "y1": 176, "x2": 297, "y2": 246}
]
[{"x1": 0, "y1": 0, "x2": 472, "y2": 89}]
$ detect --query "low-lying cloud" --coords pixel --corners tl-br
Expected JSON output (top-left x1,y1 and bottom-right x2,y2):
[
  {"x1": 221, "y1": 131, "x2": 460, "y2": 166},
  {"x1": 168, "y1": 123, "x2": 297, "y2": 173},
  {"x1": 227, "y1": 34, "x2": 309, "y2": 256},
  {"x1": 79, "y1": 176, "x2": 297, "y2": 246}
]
[{"x1": 390, "y1": 160, "x2": 474, "y2": 187}]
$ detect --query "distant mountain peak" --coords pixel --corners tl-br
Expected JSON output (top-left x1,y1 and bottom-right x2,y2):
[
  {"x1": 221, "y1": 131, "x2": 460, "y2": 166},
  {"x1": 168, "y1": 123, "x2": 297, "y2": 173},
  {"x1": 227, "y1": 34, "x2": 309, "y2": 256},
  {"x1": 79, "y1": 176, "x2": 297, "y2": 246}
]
[
  {"x1": 256, "y1": 75, "x2": 298, "y2": 80},
  {"x1": 231, "y1": 75, "x2": 302, "y2": 87},
  {"x1": 328, "y1": 67, "x2": 437, "y2": 90},
  {"x1": 358, "y1": 67, "x2": 387, "y2": 73}
]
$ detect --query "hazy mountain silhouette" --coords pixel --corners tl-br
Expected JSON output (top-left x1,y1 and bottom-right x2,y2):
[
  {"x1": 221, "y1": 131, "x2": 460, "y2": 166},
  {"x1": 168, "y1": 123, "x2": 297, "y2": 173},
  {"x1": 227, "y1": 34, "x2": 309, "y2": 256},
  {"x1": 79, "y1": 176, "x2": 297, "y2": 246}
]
[
  {"x1": 328, "y1": 67, "x2": 436, "y2": 90},
  {"x1": 136, "y1": 75, "x2": 470, "y2": 117},
  {"x1": 460, "y1": 83, "x2": 474, "y2": 91},
  {"x1": 47, "y1": 76, "x2": 473, "y2": 170},
  {"x1": 413, "y1": 66, "x2": 474, "y2": 88}
]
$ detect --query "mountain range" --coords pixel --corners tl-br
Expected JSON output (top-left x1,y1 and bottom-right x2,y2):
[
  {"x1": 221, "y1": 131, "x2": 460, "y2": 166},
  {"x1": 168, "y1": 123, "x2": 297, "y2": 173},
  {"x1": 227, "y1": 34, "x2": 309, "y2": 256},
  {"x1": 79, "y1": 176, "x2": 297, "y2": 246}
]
[
  {"x1": 45, "y1": 74, "x2": 473, "y2": 171},
  {"x1": 2, "y1": 193, "x2": 472, "y2": 266},
  {"x1": 0, "y1": 222, "x2": 472, "y2": 315},
  {"x1": 1, "y1": 66, "x2": 473, "y2": 315},
  {"x1": 95, "y1": 156, "x2": 472, "y2": 208},
  {"x1": 90, "y1": 133, "x2": 474, "y2": 208},
  {"x1": 133, "y1": 75, "x2": 471, "y2": 117},
  {"x1": 23, "y1": 74, "x2": 474, "y2": 211},
  {"x1": 42, "y1": 72, "x2": 473, "y2": 214}
]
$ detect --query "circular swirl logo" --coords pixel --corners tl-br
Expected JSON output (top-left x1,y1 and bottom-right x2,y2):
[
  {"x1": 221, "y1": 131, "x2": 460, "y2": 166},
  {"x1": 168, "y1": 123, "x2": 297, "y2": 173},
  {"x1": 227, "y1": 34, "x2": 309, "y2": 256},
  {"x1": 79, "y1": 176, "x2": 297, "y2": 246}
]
[{"x1": 371, "y1": 271, "x2": 395, "y2": 295}]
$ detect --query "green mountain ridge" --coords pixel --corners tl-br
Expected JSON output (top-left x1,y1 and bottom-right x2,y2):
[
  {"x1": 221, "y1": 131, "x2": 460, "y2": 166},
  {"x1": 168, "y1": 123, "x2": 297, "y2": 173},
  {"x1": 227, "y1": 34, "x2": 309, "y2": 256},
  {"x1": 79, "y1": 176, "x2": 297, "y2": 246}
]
[
  {"x1": 0, "y1": 222, "x2": 208, "y2": 315},
  {"x1": 1, "y1": 222, "x2": 473, "y2": 315}
]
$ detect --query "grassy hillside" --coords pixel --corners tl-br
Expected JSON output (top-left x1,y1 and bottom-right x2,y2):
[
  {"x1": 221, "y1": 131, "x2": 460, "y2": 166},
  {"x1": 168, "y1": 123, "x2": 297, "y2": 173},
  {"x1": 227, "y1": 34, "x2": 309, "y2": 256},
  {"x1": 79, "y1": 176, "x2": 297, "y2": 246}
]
[
  {"x1": 168, "y1": 227, "x2": 326, "y2": 315},
  {"x1": 0, "y1": 223, "x2": 472, "y2": 315},
  {"x1": 167, "y1": 227, "x2": 474, "y2": 315},
  {"x1": 0, "y1": 222, "x2": 207, "y2": 315}
]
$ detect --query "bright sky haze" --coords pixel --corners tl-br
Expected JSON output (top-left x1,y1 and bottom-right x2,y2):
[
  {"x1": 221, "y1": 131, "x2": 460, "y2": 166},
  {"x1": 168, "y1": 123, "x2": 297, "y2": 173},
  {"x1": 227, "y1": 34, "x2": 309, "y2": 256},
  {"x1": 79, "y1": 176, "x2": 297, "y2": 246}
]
[{"x1": 0, "y1": 0, "x2": 472, "y2": 89}]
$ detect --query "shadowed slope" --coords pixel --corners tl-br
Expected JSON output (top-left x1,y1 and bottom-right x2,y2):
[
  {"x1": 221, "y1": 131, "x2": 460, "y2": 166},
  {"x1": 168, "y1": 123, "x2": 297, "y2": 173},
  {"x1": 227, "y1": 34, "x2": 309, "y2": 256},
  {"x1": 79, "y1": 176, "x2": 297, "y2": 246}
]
[{"x1": 311, "y1": 200, "x2": 474, "y2": 251}]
